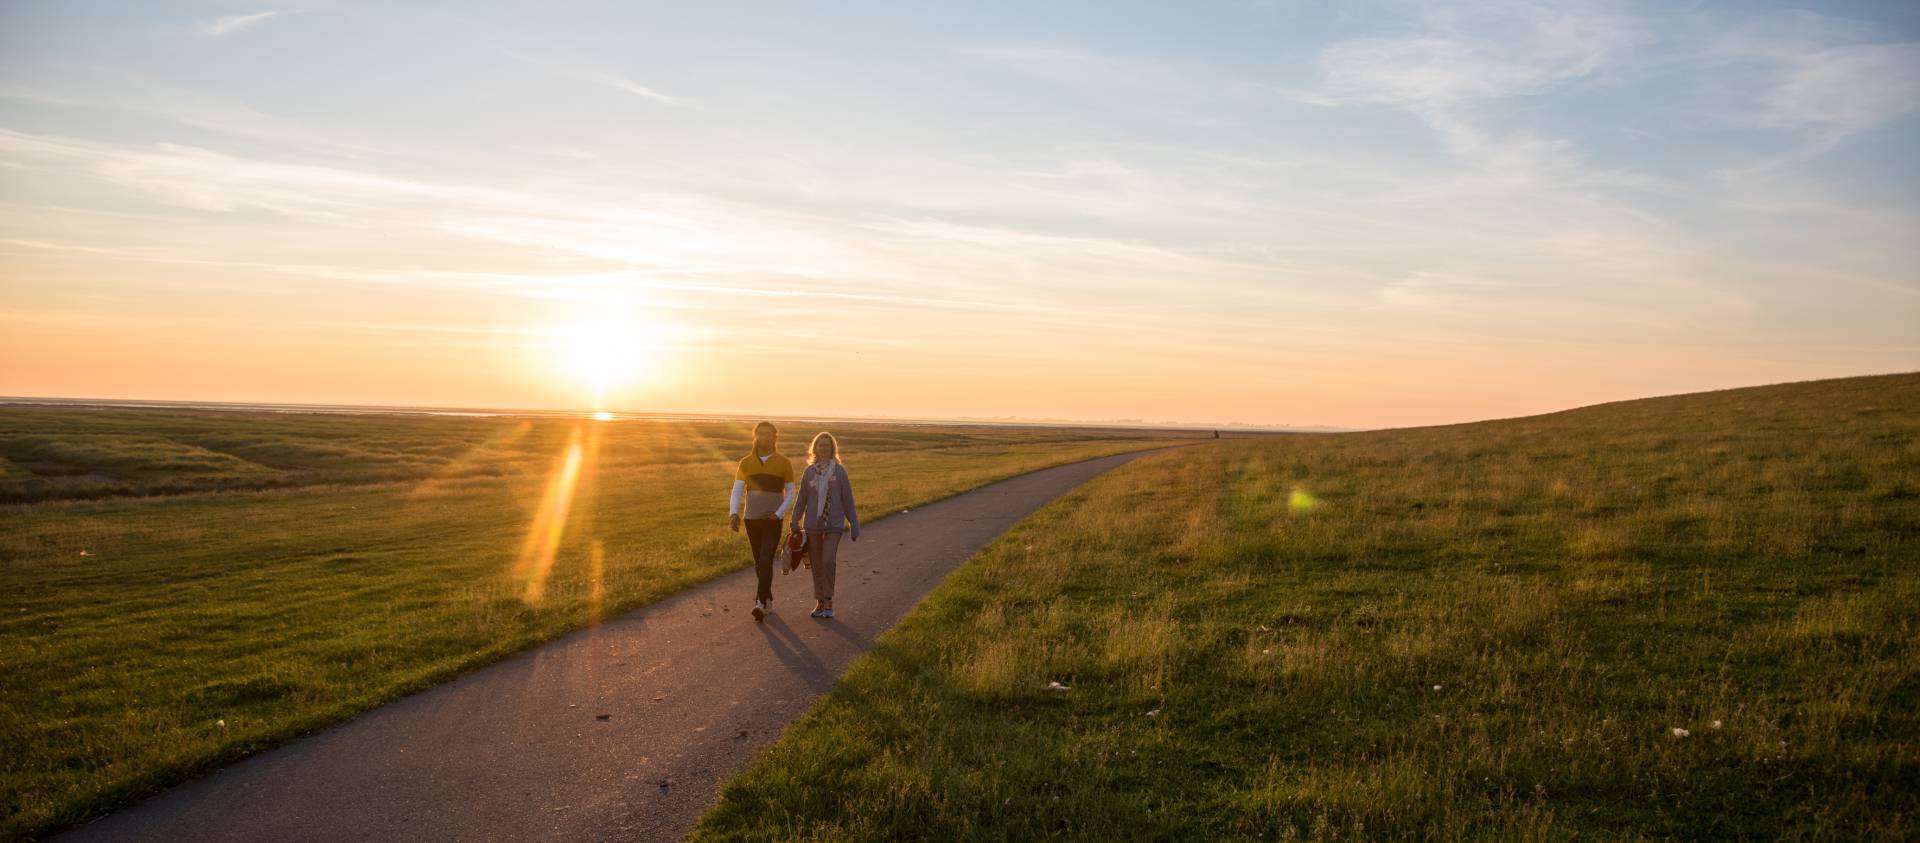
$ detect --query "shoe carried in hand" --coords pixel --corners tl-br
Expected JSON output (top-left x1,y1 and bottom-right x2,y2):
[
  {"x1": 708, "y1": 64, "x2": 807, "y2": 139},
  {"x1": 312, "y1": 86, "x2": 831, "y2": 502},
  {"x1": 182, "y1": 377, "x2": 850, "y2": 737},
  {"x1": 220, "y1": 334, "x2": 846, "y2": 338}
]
[{"x1": 782, "y1": 530, "x2": 808, "y2": 573}]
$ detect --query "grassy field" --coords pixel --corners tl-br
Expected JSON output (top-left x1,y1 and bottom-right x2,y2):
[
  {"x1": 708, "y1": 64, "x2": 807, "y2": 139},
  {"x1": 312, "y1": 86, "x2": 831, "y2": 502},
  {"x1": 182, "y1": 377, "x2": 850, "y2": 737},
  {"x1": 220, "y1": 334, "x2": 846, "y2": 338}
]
[
  {"x1": 0, "y1": 407, "x2": 1194, "y2": 840},
  {"x1": 696, "y1": 373, "x2": 1920, "y2": 841}
]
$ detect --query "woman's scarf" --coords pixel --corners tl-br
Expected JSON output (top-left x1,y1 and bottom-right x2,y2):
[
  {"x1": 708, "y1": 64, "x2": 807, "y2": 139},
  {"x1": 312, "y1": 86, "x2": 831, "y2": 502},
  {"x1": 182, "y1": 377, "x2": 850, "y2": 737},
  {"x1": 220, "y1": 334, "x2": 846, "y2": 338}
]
[{"x1": 809, "y1": 459, "x2": 836, "y2": 528}]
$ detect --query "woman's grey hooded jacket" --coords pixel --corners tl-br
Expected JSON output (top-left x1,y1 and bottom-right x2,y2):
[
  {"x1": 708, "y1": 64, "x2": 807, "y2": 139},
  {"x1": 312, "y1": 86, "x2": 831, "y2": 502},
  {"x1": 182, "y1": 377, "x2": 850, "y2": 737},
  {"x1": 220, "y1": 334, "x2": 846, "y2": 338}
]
[{"x1": 792, "y1": 461, "x2": 859, "y2": 535}]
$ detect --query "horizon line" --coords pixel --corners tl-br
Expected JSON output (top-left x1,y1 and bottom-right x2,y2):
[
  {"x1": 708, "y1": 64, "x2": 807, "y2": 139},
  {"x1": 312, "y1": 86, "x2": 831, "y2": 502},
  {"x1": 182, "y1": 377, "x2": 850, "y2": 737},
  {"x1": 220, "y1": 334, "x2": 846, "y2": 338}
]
[
  {"x1": 6, "y1": 370, "x2": 1911, "y2": 434},
  {"x1": 0, "y1": 394, "x2": 1343, "y2": 434}
]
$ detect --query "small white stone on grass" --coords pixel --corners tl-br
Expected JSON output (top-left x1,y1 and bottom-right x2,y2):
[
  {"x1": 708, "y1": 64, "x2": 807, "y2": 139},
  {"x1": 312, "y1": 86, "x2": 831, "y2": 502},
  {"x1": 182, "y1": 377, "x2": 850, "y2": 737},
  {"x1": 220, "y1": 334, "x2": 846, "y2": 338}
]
[
  {"x1": 1046, "y1": 681, "x2": 1070, "y2": 691},
  {"x1": 1672, "y1": 727, "x2": 1690, "y2": 738},
  {"x1": 1711, "y1": 720, "x2": 1723, "y2": 730}
]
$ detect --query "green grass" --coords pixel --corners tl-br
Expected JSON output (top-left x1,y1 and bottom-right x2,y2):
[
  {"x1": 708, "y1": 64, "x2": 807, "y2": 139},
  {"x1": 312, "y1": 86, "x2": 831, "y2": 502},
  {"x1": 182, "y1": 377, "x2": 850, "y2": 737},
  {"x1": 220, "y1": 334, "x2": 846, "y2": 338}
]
[
  {"x1": 0, "y1": 408, "x2": 1196, "y2": 841},
  {"x1": 695, "y1": 373, "x2": 1920, "y2": 841}
]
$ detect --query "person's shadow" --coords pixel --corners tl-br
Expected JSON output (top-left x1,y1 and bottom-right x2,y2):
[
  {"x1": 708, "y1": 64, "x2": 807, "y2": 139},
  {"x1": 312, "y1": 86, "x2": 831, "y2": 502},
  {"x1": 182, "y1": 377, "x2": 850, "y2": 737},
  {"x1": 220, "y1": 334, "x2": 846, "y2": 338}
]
[
  {"x1": 755, "y1": 614, "x2": 836, "y2": 693},
  {"x1": 816, "y1": 615, "x2": 870, "y2": 650}
]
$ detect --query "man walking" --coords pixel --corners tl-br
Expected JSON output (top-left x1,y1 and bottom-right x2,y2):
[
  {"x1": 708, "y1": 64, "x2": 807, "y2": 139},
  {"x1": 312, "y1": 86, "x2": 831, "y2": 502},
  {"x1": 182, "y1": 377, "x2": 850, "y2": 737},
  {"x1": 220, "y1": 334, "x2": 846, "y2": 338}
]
[{"x1": 729, "y1": 421, "x2": 796, "y2": 622}]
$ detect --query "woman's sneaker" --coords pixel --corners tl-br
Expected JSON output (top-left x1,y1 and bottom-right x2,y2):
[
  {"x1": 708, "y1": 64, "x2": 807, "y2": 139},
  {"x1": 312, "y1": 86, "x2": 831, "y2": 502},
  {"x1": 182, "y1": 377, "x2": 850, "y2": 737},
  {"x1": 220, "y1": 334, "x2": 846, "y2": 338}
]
[{"x1": 752, "y1": 599, "x2": 766, "y2": 622}]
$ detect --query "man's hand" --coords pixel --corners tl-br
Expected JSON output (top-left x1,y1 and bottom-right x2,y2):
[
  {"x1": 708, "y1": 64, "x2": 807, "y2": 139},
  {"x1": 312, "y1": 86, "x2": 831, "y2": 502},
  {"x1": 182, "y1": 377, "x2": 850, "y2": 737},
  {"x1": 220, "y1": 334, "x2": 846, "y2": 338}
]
[
  {"x1": 850, "y1": 525, "x2": 861, "y2": 542},
  {"x1": 730, "y1": 513, "x2": 741, "y2": 532}
]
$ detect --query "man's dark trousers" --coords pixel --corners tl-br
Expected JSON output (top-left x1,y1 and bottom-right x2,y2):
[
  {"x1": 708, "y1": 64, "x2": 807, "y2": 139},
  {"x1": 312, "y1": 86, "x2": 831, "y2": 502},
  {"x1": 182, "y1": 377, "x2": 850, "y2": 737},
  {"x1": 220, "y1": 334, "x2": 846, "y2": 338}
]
[{"x1": 745, "y1": 517, "x2": 782, "y2": 603}]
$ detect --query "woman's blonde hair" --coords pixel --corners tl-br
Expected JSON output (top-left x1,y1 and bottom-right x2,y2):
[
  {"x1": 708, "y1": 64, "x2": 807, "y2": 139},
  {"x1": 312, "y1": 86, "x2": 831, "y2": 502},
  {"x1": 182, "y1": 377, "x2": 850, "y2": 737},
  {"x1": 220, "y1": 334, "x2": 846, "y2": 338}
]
[{"x1": 807, "y1": 431, "x2": 841, "y2": 465}]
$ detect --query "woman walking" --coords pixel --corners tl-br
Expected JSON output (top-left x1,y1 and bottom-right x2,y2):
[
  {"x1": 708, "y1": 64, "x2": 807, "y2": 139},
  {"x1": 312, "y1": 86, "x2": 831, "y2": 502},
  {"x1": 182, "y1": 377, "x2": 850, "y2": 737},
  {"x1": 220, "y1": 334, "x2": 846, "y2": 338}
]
[{"x1": 791, "y1": 432, "x2": 860, "y2": 619}]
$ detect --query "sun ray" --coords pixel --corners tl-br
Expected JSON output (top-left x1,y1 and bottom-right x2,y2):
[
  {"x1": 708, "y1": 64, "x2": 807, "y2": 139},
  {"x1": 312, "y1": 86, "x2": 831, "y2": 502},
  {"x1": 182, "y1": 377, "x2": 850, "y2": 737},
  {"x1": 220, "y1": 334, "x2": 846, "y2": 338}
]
[
  {"x1": 587, "y1": 538, "x2": 606, "y2": 625},
  {"x1": 512, "y1": 423, "x2": 604, "y2": 604},
  {"x1": 407, "y1": 419, "x2": 534, "y2": 499}
]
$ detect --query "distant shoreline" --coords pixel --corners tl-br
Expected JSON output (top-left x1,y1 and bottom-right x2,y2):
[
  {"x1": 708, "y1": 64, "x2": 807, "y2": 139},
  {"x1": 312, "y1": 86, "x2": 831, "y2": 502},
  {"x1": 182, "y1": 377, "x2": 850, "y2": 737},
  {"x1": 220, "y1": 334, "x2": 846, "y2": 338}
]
[{"x1": 0, "y1": 396, "x2": 1331, "y2": 434}]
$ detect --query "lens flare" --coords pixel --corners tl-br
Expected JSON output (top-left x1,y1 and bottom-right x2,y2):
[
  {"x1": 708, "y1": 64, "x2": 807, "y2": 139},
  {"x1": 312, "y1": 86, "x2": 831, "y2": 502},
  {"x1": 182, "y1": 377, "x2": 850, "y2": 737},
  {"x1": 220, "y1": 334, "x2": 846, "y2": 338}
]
[
  {"x1": 408, "y1": 419, "x2": 533, "y2": 499},
  {"x1": 513, "y1": 424, "x2": 602, "y2": 604},
  {"x1": 1288, "y1": 488, "x2": 1320, "y2": 513},
  {"x1": 587, "y1": 538, "x2": 606, "y2": 625}
]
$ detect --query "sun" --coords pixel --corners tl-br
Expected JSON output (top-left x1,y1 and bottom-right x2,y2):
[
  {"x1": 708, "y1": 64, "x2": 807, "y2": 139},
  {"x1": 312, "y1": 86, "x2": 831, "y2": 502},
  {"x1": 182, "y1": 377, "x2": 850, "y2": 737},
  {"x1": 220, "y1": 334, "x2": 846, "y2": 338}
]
[{"x1": 546, "y1": 310, "x2": 663, "y2": 409}]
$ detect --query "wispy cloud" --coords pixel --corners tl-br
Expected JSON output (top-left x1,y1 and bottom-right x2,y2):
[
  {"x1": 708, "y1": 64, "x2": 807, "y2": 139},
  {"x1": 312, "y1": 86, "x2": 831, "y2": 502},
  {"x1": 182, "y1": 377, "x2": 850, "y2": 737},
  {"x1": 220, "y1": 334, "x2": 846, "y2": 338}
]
[
  {"x1": 1674, "y1": 11, "x2": 1920, "y2": 185},
  {"x1": 194, "y1": 11, "x2": 283, "y2": 38},
  {"x1": 0, "y1": 238, "x2": 117, "y2": 254},
  {"x1": 1705, "y1": 13, "x2": 1920, "y2": 142},
  {"x1": 506, "y1": 52, "x2": 688, "y2": 108},
  {"x1": 1370, "y1": 269, "x2": 1716, "y2": 341},
  {"x1": 0, "y1": 62, "x2": 360, "y2": 150},
  {"x1": 0, "y1": 133, "x2": 822, "y2": 299},
  {"x1": 1315, "y1": 1, "x2": 1647, "y2": 106},
  {"x1": 0, "y1": 129, "x2": 460, "y2": 214},
  {"x1": 1308, "y1": 0, "x2": 1651, "y2": 192},
  {"x1": 1373, "y1": 271, "x2": 1534, "y2": 312},
  {"x1": 864, "y1": 218, "x2": 1213, "y2": 268}
]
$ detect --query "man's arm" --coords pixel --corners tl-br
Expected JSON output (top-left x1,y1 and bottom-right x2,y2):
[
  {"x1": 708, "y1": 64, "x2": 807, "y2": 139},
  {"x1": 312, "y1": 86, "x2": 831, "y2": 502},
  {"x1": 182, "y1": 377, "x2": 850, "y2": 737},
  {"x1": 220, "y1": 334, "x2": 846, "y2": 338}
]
[
  {"x1": 775, "y1": 482, "x2": 796, "y2": 519},
  {"x1": 728, "y1": 479, "x2": 745, "y2": 531}
]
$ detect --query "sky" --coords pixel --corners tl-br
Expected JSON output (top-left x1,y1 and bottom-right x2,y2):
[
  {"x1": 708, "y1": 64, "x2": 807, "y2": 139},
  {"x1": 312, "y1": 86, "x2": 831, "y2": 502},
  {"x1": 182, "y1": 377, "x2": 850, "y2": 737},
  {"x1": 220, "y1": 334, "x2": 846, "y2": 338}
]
[{"x1": 1, "y1": 0, "x2": 1916, "y2": 429}]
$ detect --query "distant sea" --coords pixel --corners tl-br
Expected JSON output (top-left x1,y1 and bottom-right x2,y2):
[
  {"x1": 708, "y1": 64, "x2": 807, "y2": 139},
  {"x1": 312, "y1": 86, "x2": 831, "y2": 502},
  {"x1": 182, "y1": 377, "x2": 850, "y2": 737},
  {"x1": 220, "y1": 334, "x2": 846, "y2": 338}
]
[{"x1": 0, "y1": 396, "x2": 1321, "y2": 433}]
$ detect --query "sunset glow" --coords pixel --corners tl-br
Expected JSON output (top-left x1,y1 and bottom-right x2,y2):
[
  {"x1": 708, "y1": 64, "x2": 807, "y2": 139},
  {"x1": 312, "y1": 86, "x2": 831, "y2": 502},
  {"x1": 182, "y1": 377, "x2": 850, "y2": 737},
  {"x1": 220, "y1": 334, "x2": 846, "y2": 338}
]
[
  {"x1": 545, "y1": 310, "x2": 665, "y2": 409},
  {"x1": 1, "y1": 3, "x2": 1914, "y2": 428}
]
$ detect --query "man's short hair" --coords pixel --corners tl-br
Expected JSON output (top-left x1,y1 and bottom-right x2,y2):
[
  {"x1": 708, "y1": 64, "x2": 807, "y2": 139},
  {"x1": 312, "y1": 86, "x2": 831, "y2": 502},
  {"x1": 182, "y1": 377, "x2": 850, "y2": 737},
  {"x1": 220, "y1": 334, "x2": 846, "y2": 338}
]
[{"x1": 754, "y1": 421, "x2": 778, "y2": 435}]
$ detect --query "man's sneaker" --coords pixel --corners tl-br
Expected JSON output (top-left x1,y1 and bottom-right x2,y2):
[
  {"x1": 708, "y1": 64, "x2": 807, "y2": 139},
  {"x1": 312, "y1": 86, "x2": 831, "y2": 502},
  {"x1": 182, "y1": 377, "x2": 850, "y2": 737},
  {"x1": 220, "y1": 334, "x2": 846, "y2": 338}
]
[
  {"x1": 751, "y1": 600, "x2": 766, "y2": 622},
  {"x1": 810, "y1": 601, "x2": 827, "y2": 618},
  {"x1": 820, "y1": 600, "x2": 834, "y2": 619}
]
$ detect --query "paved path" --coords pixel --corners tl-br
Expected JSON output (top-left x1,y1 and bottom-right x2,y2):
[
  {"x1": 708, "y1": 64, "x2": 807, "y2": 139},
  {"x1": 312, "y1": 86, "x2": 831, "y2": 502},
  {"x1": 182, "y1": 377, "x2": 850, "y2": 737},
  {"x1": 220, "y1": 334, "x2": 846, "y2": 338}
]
[{"x1": 59, "y1": 450, "x2": 1156, "y2": 843}]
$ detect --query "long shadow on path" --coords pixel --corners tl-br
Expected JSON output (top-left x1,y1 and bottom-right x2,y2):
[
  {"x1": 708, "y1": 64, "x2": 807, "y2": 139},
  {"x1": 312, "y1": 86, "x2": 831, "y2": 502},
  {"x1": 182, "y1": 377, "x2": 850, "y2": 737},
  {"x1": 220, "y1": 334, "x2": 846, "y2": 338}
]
[{"x1": 755, "y1": 614, "x2": 839, "y2": 695}]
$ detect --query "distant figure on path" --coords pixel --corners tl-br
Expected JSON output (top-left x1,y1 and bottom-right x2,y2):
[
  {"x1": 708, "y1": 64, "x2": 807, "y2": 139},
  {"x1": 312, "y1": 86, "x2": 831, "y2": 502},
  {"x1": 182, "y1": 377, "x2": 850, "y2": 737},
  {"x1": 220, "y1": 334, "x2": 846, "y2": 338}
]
[
  {"x1": 792, "y1": 432, "x2": 861, "y2": 619},
  {"x1": 730, "y1": 421, "x2": 796, "y2": 622}
]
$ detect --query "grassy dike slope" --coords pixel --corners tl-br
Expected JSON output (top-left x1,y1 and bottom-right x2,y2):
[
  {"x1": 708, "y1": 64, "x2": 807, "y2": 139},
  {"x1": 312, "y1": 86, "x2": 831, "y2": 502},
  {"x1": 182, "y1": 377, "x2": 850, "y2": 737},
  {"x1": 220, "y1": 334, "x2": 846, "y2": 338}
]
[{"x1": 696, "y1": 373, "x2": 1919, "y2": 841}]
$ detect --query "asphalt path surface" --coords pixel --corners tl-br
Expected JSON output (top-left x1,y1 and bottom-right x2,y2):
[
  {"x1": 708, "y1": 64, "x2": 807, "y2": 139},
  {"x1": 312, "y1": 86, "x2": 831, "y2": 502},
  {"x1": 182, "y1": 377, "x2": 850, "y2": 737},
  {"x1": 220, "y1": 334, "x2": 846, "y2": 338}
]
[{"x1": 57, "y1": 449, "x2": 1156, "y2": 842}]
